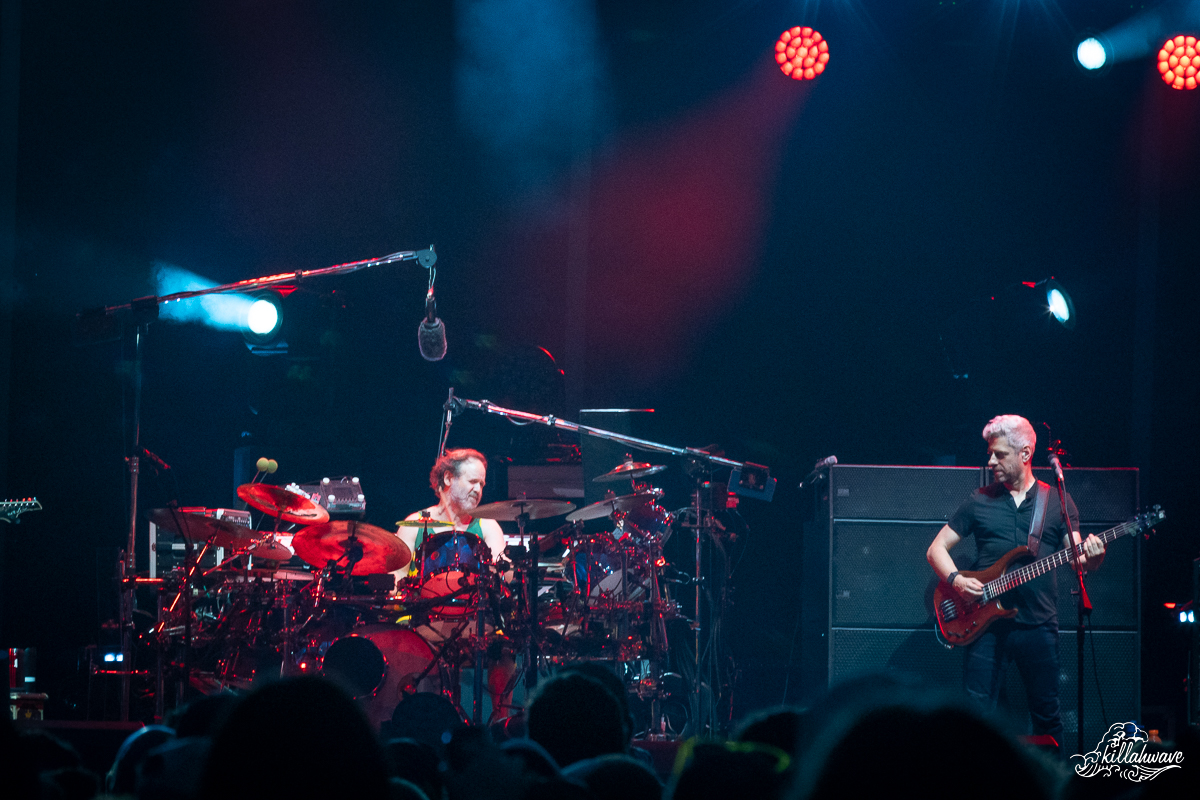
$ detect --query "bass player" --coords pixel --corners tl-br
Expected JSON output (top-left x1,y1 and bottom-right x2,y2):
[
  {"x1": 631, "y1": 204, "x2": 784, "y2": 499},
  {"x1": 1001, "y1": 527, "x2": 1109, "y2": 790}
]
[{"x1": 926, "y1": 414, "x2": 1105, "y2": 753}]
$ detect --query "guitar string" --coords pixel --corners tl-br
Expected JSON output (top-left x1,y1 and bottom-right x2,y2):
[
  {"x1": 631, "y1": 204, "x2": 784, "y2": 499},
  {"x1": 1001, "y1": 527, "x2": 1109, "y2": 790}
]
[{"x1": 980, "y1": 515, "x2": 1152, "y2": 601}]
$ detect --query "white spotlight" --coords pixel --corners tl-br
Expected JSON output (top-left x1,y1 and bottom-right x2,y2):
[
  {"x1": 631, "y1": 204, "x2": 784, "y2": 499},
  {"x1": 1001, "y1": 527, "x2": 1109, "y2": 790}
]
[
  {"x1": 1077, "y1": 38, "x2": 1107, "y2": 70},
  {"x1": 247, "y1": 298, "x2": 280, "y2": 336}
]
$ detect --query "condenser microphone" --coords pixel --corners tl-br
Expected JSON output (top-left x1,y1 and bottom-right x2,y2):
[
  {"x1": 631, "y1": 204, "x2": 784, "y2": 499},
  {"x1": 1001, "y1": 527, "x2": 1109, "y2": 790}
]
[{"x1": 418, "y1": 287, "x2": 447, "y2": 361}]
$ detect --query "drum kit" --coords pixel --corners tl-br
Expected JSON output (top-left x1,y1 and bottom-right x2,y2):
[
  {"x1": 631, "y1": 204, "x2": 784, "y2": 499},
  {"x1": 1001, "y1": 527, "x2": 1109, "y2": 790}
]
[{"x1": 146, "y1": 456, "x2": 685, "y2": 731}]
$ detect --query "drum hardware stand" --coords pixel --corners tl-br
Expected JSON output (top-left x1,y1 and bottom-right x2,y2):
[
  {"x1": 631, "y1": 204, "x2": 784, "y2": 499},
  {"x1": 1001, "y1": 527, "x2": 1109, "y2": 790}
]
[
  {"x1": 150, "y1": 510, "x2": 219, "y2": 710},
  {"x1": 677, "y1": 462, "x2": 717, "y2": 736},
  {"x1": 511, "y1": 506, "x2": 542, "y2": 694}
]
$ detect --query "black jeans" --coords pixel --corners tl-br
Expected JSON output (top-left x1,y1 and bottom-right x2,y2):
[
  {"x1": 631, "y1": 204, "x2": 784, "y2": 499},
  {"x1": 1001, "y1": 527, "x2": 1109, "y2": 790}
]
[{"x1": 963, "y1": 620, "x2": 1062, "y2": 750}]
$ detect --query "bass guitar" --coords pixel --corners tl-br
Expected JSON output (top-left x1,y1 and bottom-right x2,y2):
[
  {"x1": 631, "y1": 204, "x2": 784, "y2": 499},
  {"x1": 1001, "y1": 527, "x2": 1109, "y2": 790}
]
[{"x1": 934, "y1": 505, "x2": 1164, "y2": 647}]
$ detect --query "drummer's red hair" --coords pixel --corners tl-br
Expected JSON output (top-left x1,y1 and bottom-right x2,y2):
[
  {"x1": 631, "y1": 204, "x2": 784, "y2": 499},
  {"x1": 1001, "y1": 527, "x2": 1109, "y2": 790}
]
[{"x1": 429, "y1": 448, "x2": 488, "y2": 494}]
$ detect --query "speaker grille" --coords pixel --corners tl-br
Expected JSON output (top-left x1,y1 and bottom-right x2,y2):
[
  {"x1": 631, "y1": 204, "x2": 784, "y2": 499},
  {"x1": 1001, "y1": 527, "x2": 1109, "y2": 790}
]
[
  {"x1": 1055, "y1": 524, "x2": 1139, "y2": 629},
  {"x1": 830, "y1": 466, "x2": 983, "y2": 521},
  {"x1": 1025, "y1": 468, "x2": 1138, "y2": 524},
  {"x1": 829, "y1": 628, "x2": 963, "y2": 687},
  {"x1": 832, "y1": 522, "x2": 976, "y2": 626}
]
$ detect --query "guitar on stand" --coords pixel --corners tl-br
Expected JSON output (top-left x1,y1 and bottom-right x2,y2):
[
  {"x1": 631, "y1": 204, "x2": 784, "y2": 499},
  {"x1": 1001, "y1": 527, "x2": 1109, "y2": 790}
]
[{"x1": 934, "y1": 505, "x2": 1165, "y2": 647}]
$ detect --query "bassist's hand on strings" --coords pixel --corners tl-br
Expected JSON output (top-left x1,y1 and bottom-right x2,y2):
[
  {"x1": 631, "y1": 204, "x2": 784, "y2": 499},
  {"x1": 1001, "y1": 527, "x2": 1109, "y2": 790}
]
[{"x1": 950, "y1": 574, "x2": 984, "y2": 599}]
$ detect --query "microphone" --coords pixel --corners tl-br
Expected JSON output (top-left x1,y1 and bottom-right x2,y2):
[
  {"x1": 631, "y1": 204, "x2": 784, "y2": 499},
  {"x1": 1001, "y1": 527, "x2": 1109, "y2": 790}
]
[
  {"x1": 418, "y1": 286, "x2": 447, "y2": 361},
  {"x1": 1048, "y1": 453, "x2": 1065, "y2": 482},
  {"x1": 798, "y1": 455, "x2": 837, "y2": 489}
]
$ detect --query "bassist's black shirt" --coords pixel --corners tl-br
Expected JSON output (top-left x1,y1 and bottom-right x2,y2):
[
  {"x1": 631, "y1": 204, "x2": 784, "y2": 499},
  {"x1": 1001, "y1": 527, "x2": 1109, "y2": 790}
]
[{"x1": 947, "y1": 480, "x2": 1080, "y2": 626}]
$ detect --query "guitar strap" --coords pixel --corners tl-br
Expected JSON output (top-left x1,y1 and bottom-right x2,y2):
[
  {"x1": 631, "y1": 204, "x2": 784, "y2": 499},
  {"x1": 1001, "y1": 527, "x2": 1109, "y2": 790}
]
[{"x1": 1025, "y1": 481, "x2": 1051, "y2": 557}]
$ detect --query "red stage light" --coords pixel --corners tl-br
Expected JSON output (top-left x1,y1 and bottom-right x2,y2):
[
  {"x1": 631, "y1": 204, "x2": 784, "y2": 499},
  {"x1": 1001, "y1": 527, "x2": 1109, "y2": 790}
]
[
  {"x1": 775, "y1": 27, "x2": 829, "y2": 81},
  {"x1": 1158, "y1": 35, "x2": 1200, "y2": 90}
]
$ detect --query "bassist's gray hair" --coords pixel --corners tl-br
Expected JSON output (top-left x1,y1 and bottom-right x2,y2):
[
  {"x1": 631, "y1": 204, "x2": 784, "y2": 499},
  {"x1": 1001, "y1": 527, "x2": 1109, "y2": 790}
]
[{"x1": 982, "y1": 415, "x2": 1036, "y2": 451}]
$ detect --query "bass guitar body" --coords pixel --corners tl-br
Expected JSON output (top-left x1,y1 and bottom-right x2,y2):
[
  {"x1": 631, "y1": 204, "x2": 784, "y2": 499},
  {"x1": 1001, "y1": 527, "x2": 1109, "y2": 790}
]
[{"x1": 933, "y1": 546, "x2": 1029, "y2": 648}]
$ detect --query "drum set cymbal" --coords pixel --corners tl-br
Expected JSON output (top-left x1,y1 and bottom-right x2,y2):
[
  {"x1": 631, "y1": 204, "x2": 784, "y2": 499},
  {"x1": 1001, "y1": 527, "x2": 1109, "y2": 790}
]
[
  {"x1": 291, "y1": 520, "x2": 412, "y2": 575},
  {"x1": 593, "y1": 457, "x2": 667, "y2": 483},
  {"x1": 470, "y1": 498, "x2": 577, "y2": 521},
  {"x1": 148, "y1": 507, "x2": 253, "y2": 549},
  {"x1": 565, "y1": 489, "x2": 662, "y2": 522},
  {"x1": 395, "y1": 517, "x2": 453, "y2": 528},
  {"x1": 237, "y1": 483, "x2": 330, "y2": 525},
  {"x1": 243, "y1": 538, "x2": 295, "y2": 561}
]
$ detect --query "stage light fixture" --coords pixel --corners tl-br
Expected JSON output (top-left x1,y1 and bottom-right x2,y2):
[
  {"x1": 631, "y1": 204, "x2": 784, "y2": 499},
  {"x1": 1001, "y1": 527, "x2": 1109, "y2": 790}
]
[
  {"x1": 775, "y1": 27, "x2": 828, "y2": 81},
  {"x1": 242, "y1": 290, "x2": 286, "y2": 352},
  {"x1": 1158, "y1": 35, "x2": 1199, "y2": 90},
  {"x1": 1076, "y1": 38, "x2": 1107, "y2": 70},
  {"x1": 1042, "y1": 279, "x2": 1075, "y2": 329},
  {"x1": 247, "y1": 298, "x2": 280, "y2": 336}
]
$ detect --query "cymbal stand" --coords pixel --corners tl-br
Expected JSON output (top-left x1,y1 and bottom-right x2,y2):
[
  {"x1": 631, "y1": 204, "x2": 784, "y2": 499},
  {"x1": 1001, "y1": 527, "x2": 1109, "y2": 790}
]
[
  {"x1": 679, "y1": 465, "x2": 716, "y2": 736},
  {"x1": 515, "y1": 509, "x2": 541, "y2": 693},
  {"x1": 468, "y1": 601, "x2": 483, "y2": 725}
]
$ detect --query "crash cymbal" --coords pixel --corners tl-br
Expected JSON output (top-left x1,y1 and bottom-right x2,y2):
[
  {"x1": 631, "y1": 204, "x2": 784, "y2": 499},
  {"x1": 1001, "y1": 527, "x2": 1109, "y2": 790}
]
[
  {"x1": 243, "y1": 538, "x2": 294, "y2": 561},
  {"x1": 237, "y1": 483, "x2": 330, "y2": 524},
  {"x1": 291, "y1": 520, "x2": 410, "y2": 575},
  {"x1": 564, "y1": 490, "x2": 661, "y2": 522},
  {"x1": 395, "y1": 517, "x2": 453, "y2": 528},
  {"x1": 470, "y1": 498, "x2": 577, "y2": 521},
  {"x1": 148, "y1": 508, "x2": 253, "y2": 549},
  {"x1": 593, "y1": 458, "x2": 667, "y2": 483}
]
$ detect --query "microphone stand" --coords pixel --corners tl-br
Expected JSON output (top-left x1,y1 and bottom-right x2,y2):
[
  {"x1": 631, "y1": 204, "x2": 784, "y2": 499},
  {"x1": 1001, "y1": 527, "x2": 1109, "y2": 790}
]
[
  {"x1": 77, "y1": 246, "x2": 436, "y2": 719},
  {"x1": 1051, "y1": 454, "x2": 1091, "y2": 755}
]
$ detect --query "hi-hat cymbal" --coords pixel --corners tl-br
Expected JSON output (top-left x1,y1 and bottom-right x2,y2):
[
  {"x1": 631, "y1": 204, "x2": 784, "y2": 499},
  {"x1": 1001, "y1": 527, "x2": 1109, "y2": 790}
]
[
  {"x1": 148, "y1": 508, "x2": 253, "y2": 549},
  {"x1": 395, "y1": 518, "x2": 453, "y2": 528},
  {"x1": 471, "y1": 498, "x2": 577, "y2": 521},
  {"x1": 237, "y1": 483, "x2": 330, "y2": 524},
  {"x1": 564, "y1": 490, "x2": 661, "y2": 522},
  {"x1": 291, "y1": 520, "x2": 410, "y2": 575},
  {"x1": 593, "y1": 459, "x2": 667, "y2": 483}
]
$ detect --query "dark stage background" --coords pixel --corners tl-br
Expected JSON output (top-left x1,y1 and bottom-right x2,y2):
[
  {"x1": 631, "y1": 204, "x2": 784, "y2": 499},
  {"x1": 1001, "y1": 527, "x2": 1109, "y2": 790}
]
[{"x1": 1, "y1": 1, "x2": 1197, "y2": 730}]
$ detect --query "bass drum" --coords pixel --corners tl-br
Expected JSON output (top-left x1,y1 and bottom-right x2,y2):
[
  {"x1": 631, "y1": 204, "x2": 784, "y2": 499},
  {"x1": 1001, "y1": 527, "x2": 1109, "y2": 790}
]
[{"x1": 320, "y1": 624, "x2": 445, "y2": 730}]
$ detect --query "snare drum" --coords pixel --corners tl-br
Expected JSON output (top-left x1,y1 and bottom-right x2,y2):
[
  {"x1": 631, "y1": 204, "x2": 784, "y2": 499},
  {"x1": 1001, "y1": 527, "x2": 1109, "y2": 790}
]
[
  {"x1": 415, "y1": 531, "x2": 492, "y2": 617},
  {"x1": 319, "y1": 624, "x2": 444, "y2": 729}
]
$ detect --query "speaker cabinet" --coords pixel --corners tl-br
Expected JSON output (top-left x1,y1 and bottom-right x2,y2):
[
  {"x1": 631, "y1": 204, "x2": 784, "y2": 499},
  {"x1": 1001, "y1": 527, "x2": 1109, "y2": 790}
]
[
  {"x1": 827, "y1": 628, "x2": 1139, "y2": 749},
  {"x1": 798, "y1": 464, "x2": 1141, "y2": 732}
]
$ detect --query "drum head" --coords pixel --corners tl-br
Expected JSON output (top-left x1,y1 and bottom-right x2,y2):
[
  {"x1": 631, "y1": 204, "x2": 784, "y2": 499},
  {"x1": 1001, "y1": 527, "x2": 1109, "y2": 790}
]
[
  {"x1": 322, "y1": 635, "x2": 387, "y2": 700},
  {"x1": 321, "y1": 624, "x2": 443, "y2": 729},
  {"x1": 417, "y1": 532, "x2": 491, "y2": 617}
]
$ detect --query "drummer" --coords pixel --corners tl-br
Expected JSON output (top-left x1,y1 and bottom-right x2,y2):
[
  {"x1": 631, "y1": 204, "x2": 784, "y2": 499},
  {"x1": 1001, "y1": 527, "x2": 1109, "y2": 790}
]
[
  {"x1": 392, "y1": 448, "x2": 507, "y2": 585},
  {"x1": 395, "y1": 448, "x2": 518, "y2": 723}
]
